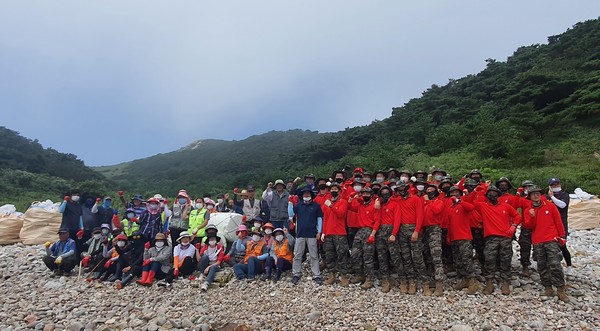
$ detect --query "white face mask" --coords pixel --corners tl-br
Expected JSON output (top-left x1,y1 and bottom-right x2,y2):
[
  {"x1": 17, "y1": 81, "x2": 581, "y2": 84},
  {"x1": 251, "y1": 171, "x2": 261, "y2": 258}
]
[
  {"x1": 208, "y1": 240, "x2": 216, "y2": 246},
  {"x1": 71, "y1": 196, "x2": 80, "y2": 202},
  {"x1": 275, "y1": 235, "x2": 284, "y2": 242},
  {"x1": 93, "y1": 234, "x2": 102, "y2": 240},
  {"x1": 117, "y1": 241, "x2": 126, "y2": 247},
  {"x1": 353, "y1": 185, "x2": 362, "y2": 193},
  {"x1": 400, "y1": 176, "x2": 409, "y2": 182},
  {"x1": 363, "y1": 178, "x2": 371, "y2": 183},
  {"x1": 207, "y1": 205, "x2": 214, "y2": 210},
  {"x1": 416, "y1": 185, "x2": 425, "y2": 191},
  {"x1": 196, "y1": 203, "x2": 204, "y2": 209},
  {"x1": 155, "y1": 241, "x2": 164, "y2": 248},
  {"x1": 434, "y1": 175, "x2": 443, "y2": 181},
  {"x1": 303, "y1": 197, "x2": 311, "y2": 202},
  {"x1": 265, "y1": 229, "x2": 273, "y2": 235},
  {"x1": 376, "y1": 177, "x2": 385, "y2": 182},
  {"x1": 551, "y1": 187, "x2": 561, "y2": 193},
  {"x1": 217, "y1": 199, "x2": 224, "y2": 204},
  {"x1": 252, "y1": 235, "x2": 261, "y2": 242},
  {"x1": 126, "y1": 213, "x2": 135, "y2": 219},
  {"x1": 148, "y1": 204, "x2": 159, "y2": 210},
  {"x1": 102, "y1": 229, "x2": 109, "y2": 235},
  {"x1": 254, "y1": 222, "x2": 262, "y2": 229}
]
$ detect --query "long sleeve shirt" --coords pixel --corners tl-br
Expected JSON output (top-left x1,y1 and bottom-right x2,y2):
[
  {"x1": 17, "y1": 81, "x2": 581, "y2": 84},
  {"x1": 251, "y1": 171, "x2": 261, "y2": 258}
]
[
  {"x1": 474, "y1": 201, "x2": 522, "y2": 238},
  {"x1": 523, "y1": 201, "x2": 566, "y2": 245},
  {"x1": 447, "y1": 201, "x2": 475, "y2": 241},
  {"x1": 397, "y1": 196, "x2": 424, "y2": 232},
  {"x1": 349, "y1": 198, "x2": 379, "y2": 229},
  {"x1": 322, "y1": 198, "x2": 348, "y2": 236},
  {"x1": 373, "y1": 200, "x2": 401, "y2": 235}
]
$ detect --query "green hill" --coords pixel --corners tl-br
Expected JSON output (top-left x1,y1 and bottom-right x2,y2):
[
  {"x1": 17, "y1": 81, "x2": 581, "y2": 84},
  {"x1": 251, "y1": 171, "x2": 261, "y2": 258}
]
[{"x1": 97, "y1": 18, "x2": 600, "y2": 198}]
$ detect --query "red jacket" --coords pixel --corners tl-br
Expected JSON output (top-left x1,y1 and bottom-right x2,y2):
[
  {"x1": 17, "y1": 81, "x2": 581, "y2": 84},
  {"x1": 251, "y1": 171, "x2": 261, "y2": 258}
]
[
  {"x1": 474, "y1": 201, "x2": 522, "y2": 238},
  {"x1": 322, "y1": 198, "x2": 348, "y2": 236},
  {"x1": 397, "y1": 195, "x2": 424, "y2": 232},
  {"x1": 314, "y1": 191, "x2": 332, "y2": 207},
  {"x1": 499, "y1": 193, "x2": 520, "y2": 209},
  {"x1": 374, "y1": 200, "x2": 401, "y2": 235},
  {"x1": 523, "y1": 201, "x2": 566, "y2": 244},
  {"x1": 447, "y1": 201, "x2": 475, "y2": 241},
  {"x1": 349, "y1": 198, "x2": 379, "y2": 229},
  {"x1": 423, "y1": 198, "x2": 445, "y2": 228}
]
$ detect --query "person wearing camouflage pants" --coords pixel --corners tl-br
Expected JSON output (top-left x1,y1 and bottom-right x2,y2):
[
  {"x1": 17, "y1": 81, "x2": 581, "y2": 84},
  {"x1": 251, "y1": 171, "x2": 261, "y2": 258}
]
[
  {"x1": 373, "y1": 186, "x2": 402, "y2": 293},
  {"x1": 350, "y1": 227, "x2": 376, "y2": 283},
  {"x1": 323, "y1": 235, "x2": 351, "y2": 283},
  {"x1": 398, "y1": 224, "x2": 427, "y2": 294}
]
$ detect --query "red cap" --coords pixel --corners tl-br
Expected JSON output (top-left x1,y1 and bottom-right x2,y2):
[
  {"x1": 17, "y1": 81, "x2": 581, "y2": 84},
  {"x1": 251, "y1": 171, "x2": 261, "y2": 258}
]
[{"x1": 354, "y1": 167, "x2": 364, "y2": 174}]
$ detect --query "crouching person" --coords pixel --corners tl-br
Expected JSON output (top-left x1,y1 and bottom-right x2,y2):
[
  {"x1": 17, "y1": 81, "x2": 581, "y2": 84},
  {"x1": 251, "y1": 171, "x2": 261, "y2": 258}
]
[
  {"x1": 198, "y1": 233, "x2": 225, "y2": 291},
  {"x1": 116, "y1": 231, "x2": 145, "y2": 289},
  {"x1": 136, "y1": 233, "x2": 172, "y2": 286},
  {"x1": 43, "y1": 228, "x2": 78, "y2": 276},
  {"x1": 80, "y1": 227, "x2": 105, "y2": 273},
  {"x1": 233, "y1": 231, "x2": 268, "y2": 281},
  {"x1": 265, "y1": 228, "x2": 294, "y2": 281},
  {"x1": 523, "y1": 186, "x2": 569, "y2": 302}
]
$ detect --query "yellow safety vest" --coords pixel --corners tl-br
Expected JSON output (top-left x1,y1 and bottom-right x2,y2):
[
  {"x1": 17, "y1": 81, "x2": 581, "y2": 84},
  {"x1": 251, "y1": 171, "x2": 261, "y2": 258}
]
[{"x1": 189, "y1": 208, "x2": 208, "y2": 237}]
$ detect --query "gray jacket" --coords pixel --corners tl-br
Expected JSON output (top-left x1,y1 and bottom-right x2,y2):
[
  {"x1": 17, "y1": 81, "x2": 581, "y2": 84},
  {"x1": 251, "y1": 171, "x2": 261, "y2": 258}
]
[
  {"x1": 263, "y1": 189, "x2": 290, "y2": 222},
  {"x1": 144, "y1": 245, "x2": 173, "y2": 273}
]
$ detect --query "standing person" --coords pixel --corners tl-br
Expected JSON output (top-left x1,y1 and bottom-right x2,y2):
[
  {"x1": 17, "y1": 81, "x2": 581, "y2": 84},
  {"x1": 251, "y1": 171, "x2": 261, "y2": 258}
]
[
  {"x1": 523, "y1": 186, "x2": 569, "y2": 302},
  {"x1": 348, "y1": 187, "x2": 379, "y2": 290},
  {"x1": 138, "y1": 198, "x2": 165, "y2": 244},
  {"x1": 58, "y1": 190, "x2": 84, "y2": 245},
  {"x1": 265, "y1": 228, "x2": 295, "y2": 282},
  {"x1": 263, "y1": 179, "x2": 291, "y2": 229},
  {"x1": 473, "y1": 186, "x2": 522, "y2": 295},
  {"x1": 373, "y1": 186, "x2": 401, "y2": 293},
  {"x1": 321, "y1": 182, "x2": 351, "y2": 287},
  {"x1": 93, "y1": 196, "x2": 117, "y2": 229},
  {"x1": 234, "y1": 186, "x2": 262, "y2": 221},
  {"x1": 215, "y1": 193, "x2": 231, "y2": 212},
  {"x1": 43, "y1": 228, "x2": 78, "y2": 276},
  {"x1": 189, "y1": 198, "x2": 210, "y2": 246},
  {"x1": 463, "y1": 178, "x2": 486, "y2": 269},
  {"x1": 546, "y1": 178, "x2": 573, "y2": 275},
  {"x1": 515, "y1": 180, "x2": 536, "y2": 276},
  {"x1": 346, "y1": 178, "x2": 366, "y2": 248},
  {"x1": 294, "y1": 174, "x2": 318, "y2": 197},
  {"x1": 81, "y1": 194, "x2": 100, "y2": 241},
  {"x1": 118, "y1": 193, "x2": 146, "y2": 218},
  {"x1": 168, "y1": 191, "x2": 192, "y2": 248},
  {"x1": 290, "y1": 187, "x2": 324, "y2": 285},
  {"x1": 421, "y1": 184, "x2": 445, "y2": 296},
  {"x1": 313, "y1": 178, "x2": 331, "y2": 207},
  {"x1": 121, "y1": 208, "x2": 140, "y2": 239},
  {"x1": 136, "y1": 233, "x2": 172, "y2": 286}
]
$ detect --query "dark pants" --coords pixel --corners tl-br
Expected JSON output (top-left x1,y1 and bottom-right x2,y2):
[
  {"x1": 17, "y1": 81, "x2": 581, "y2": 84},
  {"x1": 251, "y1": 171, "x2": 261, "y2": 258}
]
[
  {"x1": 233, "y1": 257, "x2": 264, "y2": 280},
  {"x1": 43, "y1": 255, "x2": 77, "y2": 273},
  {"x1": 266, "y1": 257, "x2": 292, "y2": 279},
  {"x1": 518, "y1": 228, "x2": 533, "y2": 267},
  {"x1": 347, "y1": 227, "x2": 359, "y2": 249},
  {"x1": 142, "y1": 262, "x2": 167, "y2": 280},
  {"x1": 165, "y1": 256, "x2": 197, "y2": 283},
  {"x1": 560, "y1": 244, "x2": 572, "y2": 267},
  {"x1": 441, "y1": 228, "x2": 453, "y2": 267}
]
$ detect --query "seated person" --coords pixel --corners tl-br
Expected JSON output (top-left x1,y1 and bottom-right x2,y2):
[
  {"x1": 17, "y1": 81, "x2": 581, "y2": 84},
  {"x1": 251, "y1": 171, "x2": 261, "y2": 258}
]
[
  {"x1": 224, "y1": 225, "x2": 249, "y2": 266},
  {"x1": 136, "y1": 233, "x2": 173, "y2": 286},
  {"x1": 198, "y1": 233, "x2": 225, "y2": 291},
  {"x1": 43, "y1": 228, "x2": 78, "y2": 276},
  {"x1": 233, "y1": 230, "x2": 268, "y2": 281},
  {"x1": 162, "y1": 231, "x2": 199, "y2": 287},
  {"x1": 265, "y1": 228, "x2": 295, "y2": 282}
]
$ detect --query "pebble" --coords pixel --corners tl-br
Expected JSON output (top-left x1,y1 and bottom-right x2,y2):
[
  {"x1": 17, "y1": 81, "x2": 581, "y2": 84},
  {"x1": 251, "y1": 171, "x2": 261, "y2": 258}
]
[
  {"x1": 306, "y1": 311, "x2": 321, "y2": 322},
  {"x1": 481, "y1": 321, "x2": 492, "y2": 330},
  {"x1": 66, "y1": 322, "x2": 83, "y2": 331},
  {"x1": 498, "y1": 326, "x2": 512, "y2": 331},
  {"x1": 450, "y1": 325, "x2": 472, "y2": 331}
]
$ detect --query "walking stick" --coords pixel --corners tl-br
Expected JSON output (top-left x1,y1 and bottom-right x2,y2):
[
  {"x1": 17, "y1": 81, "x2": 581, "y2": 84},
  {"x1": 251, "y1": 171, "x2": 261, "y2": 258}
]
[
  {"x1": 83, "y1": 259, "x2": 105, "y2": 280},
  {"x1": 77, "y1": 259, "x2": 83, "y2": 281}
]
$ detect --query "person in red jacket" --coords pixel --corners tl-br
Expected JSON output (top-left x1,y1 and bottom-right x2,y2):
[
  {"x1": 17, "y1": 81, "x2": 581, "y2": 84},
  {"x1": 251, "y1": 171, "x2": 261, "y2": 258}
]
[
  {"x1": 320, "y1": 183, "x2": 351, "y2": 286},
  {"x1": 446, "y1": 186, "x2": 479, "y2": 295},
  {"x1": 373, "y1": 186, "x2": 401, "y2": 293},
  {"x1": 348, "y1": 187, "x2": 379, "y2": 290},
  {"x1": 346, "y1": 178, "x2": 365, "y2": 248},
  {"x1": 522, "y1": 186, "x2": 569, "y2": 302},
  {"x1": 394, "y1": 180, "x2": 426, "y2": 295},
  {"x1": 437, "y1": 178, "x2": 454, "y2": 271},
  {"x1": 462, "y1": 178, "x2": 486, "y2": 269},
  {"x1": 515, "y1": 180, "x2": 537, "y2": 277},
  {"x1": 313, "y1": 178, "x2": 331, "y2": 207},
  {"x1": 421, "y1": 184, "x2": 445, "y2": 296},
  {"x1": 473, "y1": 185, "x2": 522, "y2": 295}
]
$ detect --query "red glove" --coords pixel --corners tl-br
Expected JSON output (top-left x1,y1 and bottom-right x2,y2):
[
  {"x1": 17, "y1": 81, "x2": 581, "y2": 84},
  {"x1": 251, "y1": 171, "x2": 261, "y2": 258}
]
[
  {"x1": 188, "y1": 275, "x2": 197, "y2": 281},
  {"x1": 76, "y1": 229, "x2": 84, "y2": 239},
  {"x1": 164, "y1": 199, "x2": 169, "y2": 205},
  {"x1": 554, "y1": 237, "x2": 566, "y2": 246},
  {"x1": 143, "y1": 259, "x2": 152, "y2": 266},
  {"x1": 82, "y1": 256, "x2": 91, "y2": 267},
  {"x1": 117, "y1": 191, "x2": 124, "y2": 197},
  {"x1": 64, "y1": 196, "x2": 70, "y2": 201},
  {"x1": 516, "y1": 187, "x2": 524, "y2": 196},
  {"x1": 165, "y1": 229, "x2": 170, "y2": 236},
  {"x1": 242, "y1": 215, "x2": 247, "y2": 222},
  {"x1": 173, "y1": 269, "x2": 179, "y2": 278},
  {"x1": 506, "y1": 225, "x2": 517, "y2": 237},
  {"x1": 195, "y1": 243, "x2": 202, "y2": 251},
  {"x1": 223, "y1": 255, "x2": 231, "y2": 262},
  {"x1": 367, "y1": 235, "x2": 375, "y2": 244},
  {"x1": 233, "y1": 187, "x2": 239, "y2": 194},
  {"x1": 289, "y1": 221, "x2": 295, "y2": 231},
  {"x1": 452, "y1": 196, "x2": 459, "y2": 204},
  {"x1": 104, "y1": 260, "x2": 112, "y2": 269},
  {"x1": 144, "y1": 242, "x2": 151, "y2": 250},
  {"x1": 96, "y1": 198, "x2": 101, "y2": 203},
  {"x1": 131, "y1": 217, "x2": 139, "y2": 223}
]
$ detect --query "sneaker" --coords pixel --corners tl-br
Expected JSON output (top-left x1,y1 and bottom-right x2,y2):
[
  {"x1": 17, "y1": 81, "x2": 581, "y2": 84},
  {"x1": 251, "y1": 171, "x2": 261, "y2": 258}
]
[
  {"x1": 565, "y1": 266, "x2": 574, "y2": 276},
  {"x1": 313, "y1": 277, "x2": 324, "y2": 286},
  {"x1": 247, "y1": 277, "x2": 255, "y2": 283},
  {"x1": 156, "y1": 280, "x2": 169, "y2": 287},
  {"x1": 200, "y1": 283, "x2": 208, "y2": 291},
  {"x1": 292, "y1": 276, "x2": 300, "y2": 285}
]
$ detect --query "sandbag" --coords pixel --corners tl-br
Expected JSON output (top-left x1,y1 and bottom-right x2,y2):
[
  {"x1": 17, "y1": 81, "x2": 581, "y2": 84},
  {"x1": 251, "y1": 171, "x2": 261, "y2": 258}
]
[
  {"x1": 208, "y1": 212, "x2": 243, "y2": 244},
  {"x1": 568, "y1": 198, "x2": 600, "y2": 230},
  {"x1": 0, "y1": 213, "x2": 24, "y2": 245},
  {"x1": 20, "y1": 205, "x2": 62, "y2": 245}
]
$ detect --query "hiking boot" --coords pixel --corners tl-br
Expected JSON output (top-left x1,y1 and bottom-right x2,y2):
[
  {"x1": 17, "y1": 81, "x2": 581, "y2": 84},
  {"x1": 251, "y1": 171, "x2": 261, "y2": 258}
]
[
  {"x1": 360, "y1": 277, "x2": 373, "y2": 290},
  {"x1": 501, "y1": 279, "x2": 511, "y2": 295},
  {"x1": 350, "y1": 274, "x2": 365, "y2": 284},
  {"x1": 399, "y1": 280, "x2": 408, "y2": 294},
  {"x1": 521, "y1": 267, "x2": 533, "y2": 277},
  {"x1": 422, "y1": 284, "x2": 432, "y2": 296},
  {"x1": 408, "y1": 280, "x2": 417, "y2": 295},
  {"x1": 107, "y1": 275, "x2": 118, "y2": 282},
  {"x1": 292, "y1": 276, "x2": 300, "y2": 285},
  {"x1": 543, "y1": 286, "x2": 555, "y2": 297},
  {"x1": 200, "y1": 282, "x2": 208, "y2": 291},
  {"x1": 557, "y1": 286, "x2": 569, "y2": 303},
  {"x1": 466, "y1": 278, "x2": 478, "y2": 295},
  {"x1": 381, "y1": 277, "x2": 391, "y2": 293},
  {"x1": 483, "y1": 279, "x2": 494, "y2": 295},
  {"x1": 453, "y1": 278, "x2": 468, "y2": 291},
  {"x1": 324, "y1": 273, "x2": 336, "y2": 286},
  {"x1": 115, "y1": 281, "x2": 123, "y2": 290},
  {"x1": 314, "y1": 276, "x2": 324, "y2": 286},
  {"x1": 340, "y1": 275, "x2": 350, "y2": 287},
  {"x1": 434, "y1": 281, "x2": 444, "y2": 296},
  {"x1": 261, "y1": 274, "x2": 271, "y2": 281}
]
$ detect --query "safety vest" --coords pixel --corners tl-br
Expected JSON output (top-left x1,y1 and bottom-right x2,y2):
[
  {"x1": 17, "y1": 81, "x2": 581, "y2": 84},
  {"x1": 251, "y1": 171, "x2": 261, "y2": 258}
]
[
  {"x1": 244, "y1": 240, "x2": 266, "y2": 263},
  {"x1": 122, "y1": 218, "x2": 140, "y2": 237},
  {"x1": 189, "y1": 208, "x2": 208, "y2": 237},
  {"x1": 273, "y1": 239, "x2": 293, "y2": 263},
  {"x1": 169, "y1": 204, "x2": 189, "y2": 230}
]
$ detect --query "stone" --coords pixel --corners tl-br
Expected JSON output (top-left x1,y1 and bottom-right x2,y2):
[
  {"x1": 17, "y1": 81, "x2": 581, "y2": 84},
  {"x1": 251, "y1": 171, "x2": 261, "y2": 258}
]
[
  {"x1": 181, "y1": 318, "x2": 193, "y2": 329},
  {"x1": 529, "y1": 319, "x2": 545, "y2": 330},
  {"x1": 306, "y1": 311, "x2": 321, "y2": 322},
  {"x1": 169, "y1": 319, "x2": 182, "y2": 329},
  {"x1": 498, "y1": 326, "x2": 512, "y2": 331},
  {"x1": 44, "y1": 281, "x2": 63, "y2": 290},
  {"x1": 506, "y1": 315, "x2": 517, "y2": 326},
  {"x1": 147, "y1": 323, "x2": 159, "y2": 331},
  {"x1": 572, "y1": 289, "x2": 585, "y2": 297},
  {"x1": 43, "y1": 323, "x2": 55, "y2": 331},
  {"x1": 450, "y1": 325, "x2": 472, "y2": 331},
  {"x1": 481, "y1": 321, "x2": 492, "y2": 331},
  {"x1": 66, "y1": 322, "x2": 84, "y2": 331}
]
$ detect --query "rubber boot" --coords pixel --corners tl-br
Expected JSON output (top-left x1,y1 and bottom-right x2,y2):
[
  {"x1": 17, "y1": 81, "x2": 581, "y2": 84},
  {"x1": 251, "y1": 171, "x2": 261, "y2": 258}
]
[
  {"x1": 324, "y1": 272, "x2": 336, "y2": 286},
  {"x1": 340, "y1": 275, "x2": 350, "y2": 287},
  {"x1": 543, "y1": 286, "x2": 554, "y2": 297},
  {"x1": 434, "y1": 281, "x2": 444, "y2": 296},
  {"x1": 422, "y1": 283, "x2": 432, "y2": 296},
  {"x1": 350, "y1": 274, "x2": 365, "y2": 284},
  {"x1": 483, "y1": 279, "x2": 494, "y2": 295},
  {"x1": 557, "y1": 286, "x2": 569, "y2": 303},
  {"x1": 136, "y1": 271, "x2": 149, "y2": 285},
  {"x1": 399, "y1": 280, "x2": 408, "y2": 294},
  {"x1": 453, "y1": 278, "x2": 468, "y2": 291},
  {"x1": 408, "y1": 280, "x2": 417, "y2": 295},
  {"x1": 466, "y1": 278, "x2": 478, "y2": 295},
  {"x1": 360, "y1": 277, "x2": 373, "y2": 290},
  {"x1": 501, "y1": 279, "x2": 510, "y2": 295},
  {"x1": 143, "y1": 271, "x2": 156, "y2": 286},
  {"x1": 381, "y1": 277, "x2": 391, "y2": 293}
]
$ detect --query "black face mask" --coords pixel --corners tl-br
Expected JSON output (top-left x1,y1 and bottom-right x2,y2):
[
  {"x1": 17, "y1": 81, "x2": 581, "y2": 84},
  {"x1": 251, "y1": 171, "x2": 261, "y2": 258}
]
[
  {"x1": 471, "y1": 177, "x2": 481, "y2": 183},
  {"x1": 330, "y1": 191, "x2": 339, "y2": 198},
  {"x1": 487, "y1": 195, "x2": 499, "y2": 204},
  {"x1": 427, "y1": 192, "x2": 438, "y2": 200},
  {"x1": 335, "y1": 178, "x2": 344, "y2": 184},
  {"x1": 372, "y1": 187, "x2": 380, "y2": 195},
  {"x1": 380, "y1": 193, "x2": 391, "y2": 202},
  {"x1": 363, "y1": 196, "x2": 372, "y2": 203},
  {"x1": 318, "y1": 184, "x2": 327, "y2": 190},
  {"x1": 499, "y1": 186, "x2": 509, "y2": 193},
  {"x1": 441, "y1": 186, "x2": 451, "y2": 193}
]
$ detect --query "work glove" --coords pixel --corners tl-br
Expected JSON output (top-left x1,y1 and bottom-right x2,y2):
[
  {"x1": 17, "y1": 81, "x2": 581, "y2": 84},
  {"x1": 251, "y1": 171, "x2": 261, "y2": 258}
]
[
  {"x1": 117, "y1": 191, "x2": 124, "y2": 197},
  {"x1": 64, "y1": 196, "x2": 69, "y2": 201},
  {"x1": 164, "y1": 199, "x2": 169, "y2": 205},
  {"x1": 143, "y1": 259, "x2": 152, "y2": 267},
  {"x1": 96, "y1": 198, "x2": 101, "y2": 204},
  {"x1": 144, "y1": 242, "x2": 151, "y2": 250},
  {"x1": 233, "y1": 187, "x2": 239, "y2": 194},
  {"x1": 173, "y1": 269, "x2": 179, "y2": 278},
  {"x1": 104, "y1": 260, "x2": 112, "y2": 269},
  {"x1": 55, "y1": 256, "x2": 63, "y2": 265},
  {"x1": 82, "y1": 256, "x2": 91, "y2": 267},
  {"x1": 195, "y1": 243, "x2": 202, "y2": 251},
  {"x1": 131, "y1": 217, "x2": 138, "y2": 223},
  {"x1": 324, "y1": 200, "x2": 332, "y2": 207},
  {"x1": 367, "y1": 235, "x2": 375, "y2": 244},
  {"x1": 44, "y1": 241, "x2": 52, "y2": 249},
  {"x1": 223, "y1": 255, "x2": 231, "y2": 262},
  {"x1": 76, "y1": 229, "x2": 84, "y2": 240},
  {"x1": 554, "y1": 237, "x2": 567, "y2": 246},
  {"x1": 506, "y1": 225, "x2": 517, "y2": 237},
  {"x1": 516, "y1": 187, "x2": 525, "y2": 196}
]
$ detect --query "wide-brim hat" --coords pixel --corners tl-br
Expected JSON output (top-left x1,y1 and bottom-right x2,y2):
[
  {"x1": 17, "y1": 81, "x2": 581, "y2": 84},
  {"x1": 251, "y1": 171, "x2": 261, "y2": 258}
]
[
  {"x1": 236, "y1": 224, "x2": 248, "y2": 234},
  {"x1": 155, "y1": 233, "x2": 166, "y2": 241},
  {"x1": 274, "y1": 179, "x2": 285, "y2": 187},
  {"x1": 273, "y1": 228, "x2": 285, "y2": 235},
  {"x1": 177, "y1": 231, "x2": 192, "y2": 242}
]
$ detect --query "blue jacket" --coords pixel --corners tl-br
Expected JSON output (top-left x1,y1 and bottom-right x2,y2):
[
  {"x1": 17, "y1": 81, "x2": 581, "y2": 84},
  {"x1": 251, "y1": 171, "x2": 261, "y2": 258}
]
[
  {"x1": 292, "y1": 200, "x2": 323, "y2": 238},
  {"x1": 49, "y1": 238, "x2": 76, "y2": 257}
]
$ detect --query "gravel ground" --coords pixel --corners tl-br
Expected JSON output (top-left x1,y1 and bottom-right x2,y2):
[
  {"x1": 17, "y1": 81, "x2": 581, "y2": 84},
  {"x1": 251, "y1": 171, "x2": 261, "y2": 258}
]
[{"x1": 0, "y1": 228, "x2": 599, "y2": 331}]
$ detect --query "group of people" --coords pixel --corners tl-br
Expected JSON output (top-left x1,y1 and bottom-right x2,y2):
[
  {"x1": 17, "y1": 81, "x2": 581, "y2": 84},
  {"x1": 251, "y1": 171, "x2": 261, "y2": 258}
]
[{"x1": 43, "y1": 167, "x2": 572, "y2": 302}]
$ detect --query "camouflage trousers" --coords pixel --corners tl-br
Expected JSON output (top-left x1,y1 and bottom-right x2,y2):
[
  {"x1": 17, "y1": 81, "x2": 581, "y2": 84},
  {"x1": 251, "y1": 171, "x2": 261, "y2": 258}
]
[
  {"x1": 376, "y1": 225, "x2": 403, "y2": 277},
  {"x1": 518, "y1": 228, "x2": 533, "y2": 267},
  {"x1": 324, "y1": 234, "x2": 351, "y2": 275},
  {"x1": 471, "y1": 228, "x2": 485, "y2": 266},
  {"x1": 534, "y1": 242, "x2": 565, "y2": 287},
  {"x1": 441, "y1": 228, "x2": 453, "y2": 267},
  {"x1": 452, "y1": 240, "x2": 476, "y2": 279},
  {"x1": 350, "y1": 227, "x2": 375, "y2": 277},
  {"x1": 399, "y1": 224, "x2": 426, "y2": 281},
  {"x1": 484, "y1": 236, "x2": 513, "y2": 280},
  {"x1": 422, "y1": 225, "x2": 444, "y2": 281}
]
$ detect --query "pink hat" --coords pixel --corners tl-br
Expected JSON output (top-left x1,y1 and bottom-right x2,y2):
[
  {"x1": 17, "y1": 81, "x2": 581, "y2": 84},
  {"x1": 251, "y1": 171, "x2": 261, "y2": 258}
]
[{"x1": 236, "y1": 224, "x2": 248, "y2": 234}]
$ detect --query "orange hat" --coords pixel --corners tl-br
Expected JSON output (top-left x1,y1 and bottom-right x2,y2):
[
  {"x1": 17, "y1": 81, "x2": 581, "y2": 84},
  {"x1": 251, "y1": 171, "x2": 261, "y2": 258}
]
[{"x1": 262, "y1": 223, "x2": 275, "y2": 230}]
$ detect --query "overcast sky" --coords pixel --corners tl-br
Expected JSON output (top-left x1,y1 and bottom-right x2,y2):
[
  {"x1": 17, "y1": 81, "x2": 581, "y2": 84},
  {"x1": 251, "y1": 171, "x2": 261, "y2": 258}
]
[{"x1": 1, "y1": 1, "x2": 598, "y2": 166}]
